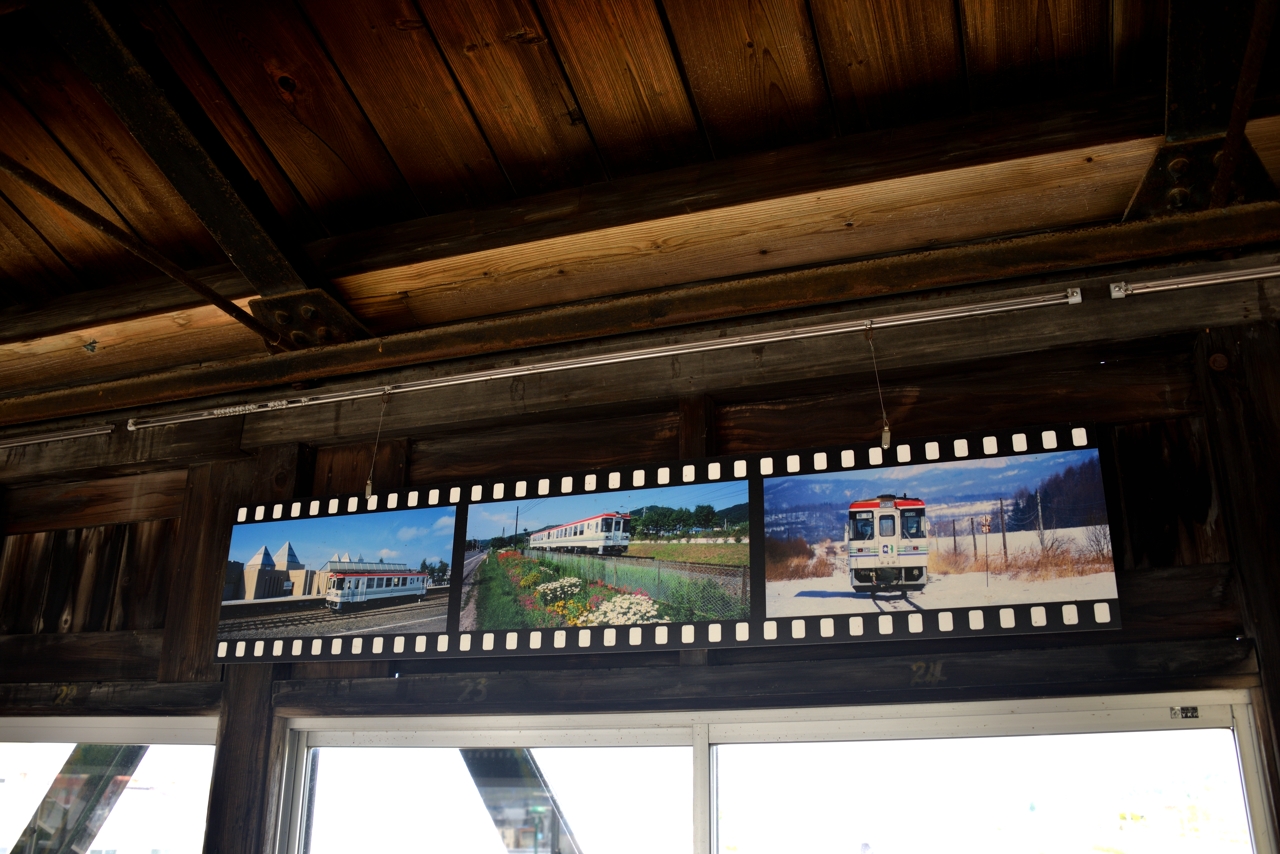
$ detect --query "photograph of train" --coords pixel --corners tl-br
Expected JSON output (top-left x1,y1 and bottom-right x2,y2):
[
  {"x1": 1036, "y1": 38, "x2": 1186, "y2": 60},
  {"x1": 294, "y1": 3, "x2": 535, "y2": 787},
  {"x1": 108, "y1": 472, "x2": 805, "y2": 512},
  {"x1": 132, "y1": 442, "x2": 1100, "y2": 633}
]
[
  {"x1": 217, "y1": 507, "x2": 455, "y2": 640},
  {"x1": 764, "y1": 448, "x2": 1116, "y2": 618},
  {"x1": 460, "y1": 481, "x2": 749, "y2": 631}
]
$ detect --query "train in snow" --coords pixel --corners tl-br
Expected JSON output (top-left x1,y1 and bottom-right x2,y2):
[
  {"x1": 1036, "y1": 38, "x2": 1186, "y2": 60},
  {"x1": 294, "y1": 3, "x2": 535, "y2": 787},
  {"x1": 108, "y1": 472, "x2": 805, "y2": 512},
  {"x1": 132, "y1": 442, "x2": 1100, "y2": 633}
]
[
  {"x1": 528, "y1": 512, "x2": 631, "y2": 555},
  {"x1": 323, "y1": 555, "x2": 432, "y2": 612},
  {"x1": 847, "y1": 494, "x2": 929, "y2": 592}
]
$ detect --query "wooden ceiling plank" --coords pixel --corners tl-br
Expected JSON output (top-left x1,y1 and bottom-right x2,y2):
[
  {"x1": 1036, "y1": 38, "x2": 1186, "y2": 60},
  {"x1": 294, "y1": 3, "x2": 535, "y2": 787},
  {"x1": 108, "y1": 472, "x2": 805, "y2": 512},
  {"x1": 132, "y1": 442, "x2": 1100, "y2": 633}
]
[
  {"x1": 166, "y1": 0, "x2": 420, "y2": 234},
  {"x1": 1112, "y1": 0, "x2": 1168, "y2": 90},
  {"x1": 0, "y1": 193, "x2": 78, "y2": 302},
  {"x1": 660, "y1": 0, "x2": 834, "y2": 155},
  {"x1": 535, "y1": 0, "x2": 705, "y2": 174},
  {"x1": 299, "y1": 0, "x2": 509, "y2": 213},
  {"x1": 808, "y1": 0, "x2": 966, "y2": 132},
  {"x1": 130, "y1": 0, "x2": 324, "y2": 242},
  {"x1": 959, "y1": 0, "x2": 1111, "y2": 105},
  {"x1": 0, "y1": 84, "x2": 147, "y2": 283},
  {"x1": 4, "y1": 201, "x2": 1279, "y2": 429},
  {"x1": 0, "y1": 17, "x2": 220, "y2": 269},
  {"x1": 417, "y1": 0, "x2": 605, "y2": 195}
]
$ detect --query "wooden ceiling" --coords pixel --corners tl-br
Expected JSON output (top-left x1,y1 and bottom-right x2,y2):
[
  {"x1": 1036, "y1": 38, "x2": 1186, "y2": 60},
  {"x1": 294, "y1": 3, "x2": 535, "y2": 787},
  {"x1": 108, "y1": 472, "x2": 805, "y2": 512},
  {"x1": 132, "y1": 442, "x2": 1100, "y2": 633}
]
[{"x1": 3, "y1": 0, "x2": 1280, "y2": 427}]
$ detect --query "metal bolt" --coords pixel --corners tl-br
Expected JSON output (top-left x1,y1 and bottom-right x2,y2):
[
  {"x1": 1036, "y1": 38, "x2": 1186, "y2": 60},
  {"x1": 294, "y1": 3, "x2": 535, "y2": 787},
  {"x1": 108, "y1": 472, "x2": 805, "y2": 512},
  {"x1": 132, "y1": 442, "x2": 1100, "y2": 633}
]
[
  {"x1": 300, "y1": 304, "x2": 317, "y2": 320},
  {"x1": 289, "y1": 330, "x2": 309, "y2": 346},
  {"x1": 1209, "y1": 353, "x2": 1229, "y2": 371},
  {"x1": 274, "y1": 310, "x2": 291, "y2": 325},
  {"x1": 1167, "y1": 156, "x2": 1190, "y2": 177},
  {"x1": 1166, "y1": 187, "x2": 1191, "y2": 208}
]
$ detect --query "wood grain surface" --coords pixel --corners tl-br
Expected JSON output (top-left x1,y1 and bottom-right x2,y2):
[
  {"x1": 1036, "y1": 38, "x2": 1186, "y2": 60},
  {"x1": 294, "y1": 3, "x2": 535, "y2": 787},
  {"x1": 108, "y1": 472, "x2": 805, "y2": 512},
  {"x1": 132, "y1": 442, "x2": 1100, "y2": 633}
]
[
  {"x1": 300, "y1": 0, "x2": 510, "y2": 212},
  {"x1": 536, "y1": 0, "x2": 704, "y2": 174},
  {"x1": 810, "y1": 0, "x2": 965, "y2": 131},
  {"x1": 5, "y1": 469, "x2": 187, "y2": 535},
  {"x1": 419, "y1": 0, "x2": 604, "y2": 194},
  {"x1": 167, "y1": 0, "x2": 420, "y2": 233}
]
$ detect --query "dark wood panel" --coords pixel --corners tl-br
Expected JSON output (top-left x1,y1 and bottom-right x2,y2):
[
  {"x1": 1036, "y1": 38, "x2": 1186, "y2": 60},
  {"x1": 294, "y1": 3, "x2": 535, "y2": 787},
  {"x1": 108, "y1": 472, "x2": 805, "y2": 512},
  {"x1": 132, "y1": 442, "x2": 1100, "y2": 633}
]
[
  {"x1": 110, "y1": 518, "x2": 178, "y2": 631},
  {"x1": 1113, "y1": 418, "x2": 1231, "y2": 570},
  {"x1": 159, "y1": 459, "x2": 256, "y2": 682},
  {"x1": 1116, "y1": 563, "x2": 1243, "y2": 641},
  {"x1": 0, "y1": 531, "x2": 54, "y2": 635},
  {"x1": 661, "y1": 0, "x2": 832, "y2": 155},
  {"x1": 959, "y1": 0, "x2": 1111, "y2": 105},
  {"x1": 0, "y1": 193, "x2": 76, "y2": 303},
  {"x1": 809, "y1": 0, "x2": 965, "y2": 131},
  {"x1": 167, "y1": 0, "x2": 420, "y2": 233},
  {"x1": 131, "y1": 0, "x2": 322, "y2": 241},
  {"x1": 715, "y1": 342, "x2": 1200, "y2": 453},
  {"x1": 0, "y1": 84, "x2": 143, "y2": 284},
  {"x1": 419, "y1": 0, "x2": 604, "y2": 194},
  {"x1": 1112, "y1": 0, "x2": 1167, "y2": 90},
  {"x1": 311, "y1": 438, "x2": 407, "y2": 496},
  {"x1": 5, "y1": 469, "x2": 187, "y2": 535},
  {"x1": 0, "y1": 678, "x2": 221, "y2": 715},
  {"x1": 273, "y1": 638, "x2": 1257, "y2": 714},
  {"x1": 536, "y1": 0, "x2": 704, "y2": 174},
  {"x1": 0, "y1": 630, "x2": 162, "y2": 683},
  {"x1": 69, "y1": 524, "x2": 128, "y2": 633},
  {"x1": 407, "y1": 411, "x2": 679, "y2": 482},
  {"x1": 0, "y1": 18, "x2": 219, "y2": 267},
  {"x1": 300, "y1": 0, "x2": 509, "y2": 212}
]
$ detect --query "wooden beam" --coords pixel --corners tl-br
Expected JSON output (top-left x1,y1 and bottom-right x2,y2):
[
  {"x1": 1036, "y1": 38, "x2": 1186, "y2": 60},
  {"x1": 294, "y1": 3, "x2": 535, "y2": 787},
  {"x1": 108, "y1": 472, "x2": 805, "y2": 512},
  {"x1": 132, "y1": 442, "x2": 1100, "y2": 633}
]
[
  {"x1": 0, "y1": 630, "x2": 161, "y2": 682},
  {"x1": 30, "y1": 0, "x2": 310, "y2": 298},
  {"x1": 6, "y1": 202, "x2": 1280, "y2": 429},
  {"x1": 679, "y1": 395, "x2": 715, "y2": 460},
  {"x1": 1196, "y1": 321, "x2": 1280, "y2": 832},
  {"x1": 4, "y1": 469, "x2": 187, "y2": 535},
  {"x1": 272, "y1": 639, "x2": 1257, "y2": 716},
  {"x1": 0, "y1": 677, "x2": 221, "y2": 715}
]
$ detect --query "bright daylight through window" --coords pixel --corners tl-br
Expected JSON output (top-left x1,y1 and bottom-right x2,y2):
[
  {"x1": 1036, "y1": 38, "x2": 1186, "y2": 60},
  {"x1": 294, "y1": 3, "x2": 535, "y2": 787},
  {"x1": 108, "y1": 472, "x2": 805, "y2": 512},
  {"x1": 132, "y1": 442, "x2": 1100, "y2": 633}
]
[{"x1": 0, "y1": 742, "x2": 215, "y2": 854}]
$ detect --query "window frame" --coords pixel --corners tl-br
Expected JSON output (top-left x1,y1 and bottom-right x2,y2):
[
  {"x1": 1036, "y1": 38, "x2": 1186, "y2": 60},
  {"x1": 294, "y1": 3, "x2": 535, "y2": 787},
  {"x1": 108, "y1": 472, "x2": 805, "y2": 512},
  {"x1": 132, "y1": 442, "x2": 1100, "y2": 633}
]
[{"x1": 276, "y1": 689, "x2": 1276, "y2": 854}]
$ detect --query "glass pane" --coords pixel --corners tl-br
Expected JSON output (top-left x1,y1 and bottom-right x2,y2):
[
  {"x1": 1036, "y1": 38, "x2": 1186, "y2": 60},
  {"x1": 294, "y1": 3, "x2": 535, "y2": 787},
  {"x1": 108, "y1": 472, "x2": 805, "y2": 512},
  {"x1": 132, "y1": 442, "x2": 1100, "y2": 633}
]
[
  {"x1": 305, "y1": 746, "x2": 692, "y2": 854},
  {"x1": 715, "y1": 730, "x2": 1253, "y2": 854},
  {"x1": 85, "y1": 744, "x2": 216, "y2": 854},
  {"x1": 0, "y1": 742, "x2": 76, "y2": 853}
]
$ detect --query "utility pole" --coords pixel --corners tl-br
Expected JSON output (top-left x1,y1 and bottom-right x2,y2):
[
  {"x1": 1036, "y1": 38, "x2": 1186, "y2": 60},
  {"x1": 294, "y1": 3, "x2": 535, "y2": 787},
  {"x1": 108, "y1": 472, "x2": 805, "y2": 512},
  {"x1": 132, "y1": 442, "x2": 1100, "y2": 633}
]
[
  {"x1": 952, "y1": 520, "x2": 958, "y2": 555},
  {"x1": 999, "y1": 497, "x2": 1008, "y2": 567},
  {"x1": 970, "y1": 517, "x2": 977, "y2": 565},
  {"x1": 1036, "y1": 488, "x2": 1045, "y2": 549},
  {"x1": 515, "y1": 506, "x2": 519, "y2": 550}
]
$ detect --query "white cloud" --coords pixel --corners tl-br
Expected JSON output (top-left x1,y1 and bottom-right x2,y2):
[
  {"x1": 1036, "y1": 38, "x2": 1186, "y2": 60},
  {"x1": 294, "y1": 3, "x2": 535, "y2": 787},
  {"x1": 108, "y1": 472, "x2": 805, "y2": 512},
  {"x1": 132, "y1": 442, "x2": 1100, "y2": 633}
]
[
  {"x1": 378, "y1": 548, "x2": 400, "y2": 559},
  {"x1": 397, "y1": 526, "x2": 426, "y2": 541},
  {"x1": 432, "y1": 514, "x2": 456, "y2": 532}
]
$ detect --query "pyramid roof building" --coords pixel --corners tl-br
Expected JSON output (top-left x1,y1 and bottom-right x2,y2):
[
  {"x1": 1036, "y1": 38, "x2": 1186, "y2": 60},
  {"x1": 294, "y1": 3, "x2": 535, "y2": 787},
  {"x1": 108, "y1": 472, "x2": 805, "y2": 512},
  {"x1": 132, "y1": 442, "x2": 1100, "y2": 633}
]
[
  {"x1": 273, "y1": 541, "x2": 305, "y2": 571},
  {"x1": 245, "y1": 546, "x2": 275, "y2": 571}
]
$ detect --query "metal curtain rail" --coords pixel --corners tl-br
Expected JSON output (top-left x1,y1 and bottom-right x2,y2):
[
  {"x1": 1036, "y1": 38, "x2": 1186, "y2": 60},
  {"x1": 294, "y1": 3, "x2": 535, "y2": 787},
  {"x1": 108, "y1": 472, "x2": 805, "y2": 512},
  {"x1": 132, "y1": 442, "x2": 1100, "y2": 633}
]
[
  {"x1": 0, "y1": 424, "x2": 116, "y2": 452},
  {"x1": 1109, "y1": 263, "x2": 1280, "y2": 298},
  {"x1": 123, "y1": 288, "x2": 1082, "y2": 432}
]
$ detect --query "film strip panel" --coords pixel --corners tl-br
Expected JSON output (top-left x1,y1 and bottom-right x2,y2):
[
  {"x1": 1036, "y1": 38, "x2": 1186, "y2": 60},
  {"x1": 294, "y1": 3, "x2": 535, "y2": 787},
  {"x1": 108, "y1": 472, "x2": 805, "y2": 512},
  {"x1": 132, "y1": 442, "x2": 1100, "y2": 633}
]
[{"x1": 217, "y1": 423, "x2": 1120, "y2": 662}]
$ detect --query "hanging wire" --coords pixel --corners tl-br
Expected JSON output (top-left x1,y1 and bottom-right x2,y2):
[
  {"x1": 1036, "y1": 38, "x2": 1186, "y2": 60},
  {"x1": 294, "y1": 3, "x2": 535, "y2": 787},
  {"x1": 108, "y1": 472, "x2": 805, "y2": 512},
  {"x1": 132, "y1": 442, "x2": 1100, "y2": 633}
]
[
  {"x1": 866, "y1": 329, "x2": 890, "y2": 449},
  {"x1": 365, "y1": 390, "x2": 390, "y2": 499}
]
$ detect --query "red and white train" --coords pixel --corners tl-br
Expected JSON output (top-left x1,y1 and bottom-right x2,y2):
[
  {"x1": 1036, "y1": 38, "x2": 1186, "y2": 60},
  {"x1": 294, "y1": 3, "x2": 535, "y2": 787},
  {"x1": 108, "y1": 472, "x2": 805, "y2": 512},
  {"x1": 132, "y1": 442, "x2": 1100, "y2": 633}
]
[
  {"x1": 324, "y1": 557, "x2": 431, "y2": 612},
  {"x1": 848, "y1": 494, "x2": 929, "y2": 592},
  {"x1": 528, "y1": 512, "x2": 631, "y2": 555}
]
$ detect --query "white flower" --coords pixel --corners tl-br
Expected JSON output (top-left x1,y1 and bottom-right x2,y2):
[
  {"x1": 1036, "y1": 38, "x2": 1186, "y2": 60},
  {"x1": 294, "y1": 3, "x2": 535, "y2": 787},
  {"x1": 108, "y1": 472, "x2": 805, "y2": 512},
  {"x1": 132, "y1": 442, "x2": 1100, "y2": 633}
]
[
  {"x1": 536, "y1": 577, "x2": 584, "y2": 602},
  {"x1": 580, "y1": 593, "x2": 667, "y2": 626}
]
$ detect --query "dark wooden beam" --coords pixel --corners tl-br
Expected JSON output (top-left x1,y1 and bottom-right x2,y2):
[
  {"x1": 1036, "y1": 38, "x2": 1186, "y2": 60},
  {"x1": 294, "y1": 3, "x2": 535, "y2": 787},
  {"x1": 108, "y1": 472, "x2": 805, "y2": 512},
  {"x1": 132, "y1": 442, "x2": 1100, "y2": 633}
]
[
  {"x1": 0, "y1": 677, "x2": 221, "y2": 715},
  {"x1": 272, "y1": 639, "x2": 1257, "y2": 716},
  {"x1": 5, "y1": 202, "x2": 1280, "y2": 430},
  {"x1": 3, "y1": 469, "x2": 187, "y2": 535},
  {"x1": 1196, "y1": 321, "x2": 1280, "y2": 832},
  {"x1": 0, "y1": 630, "x2": 161, "y2": 682},
  {"x1": 678, "y1": 395, "x2": 715, "y2": 460},
  {"x1": 28, "y1": 0, "x2": 308, "y2": 299}
]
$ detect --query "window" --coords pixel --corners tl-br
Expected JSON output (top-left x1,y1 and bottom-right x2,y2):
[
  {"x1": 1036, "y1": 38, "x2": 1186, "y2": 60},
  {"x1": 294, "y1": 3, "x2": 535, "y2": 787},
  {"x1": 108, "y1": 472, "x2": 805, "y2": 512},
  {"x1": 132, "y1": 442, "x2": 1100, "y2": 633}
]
[
  {"x1": 851, "y1": 512, "x2": 875, "y2": 541},
  {"x1": 0, "y1": 719, "x2": 218, "y2": 854},
  {"x1": 879, "y1": 515, "x2": 896, "y2": 537},
  {"x1": 602, "y1": 518, "x2": 613, "y2": 533},
  {"x1": 281, "y1": 692, "x2": 1273, "y2": 854},
  {"x1": 901, "y1": 509, "x2": 926, "y2": 539}
]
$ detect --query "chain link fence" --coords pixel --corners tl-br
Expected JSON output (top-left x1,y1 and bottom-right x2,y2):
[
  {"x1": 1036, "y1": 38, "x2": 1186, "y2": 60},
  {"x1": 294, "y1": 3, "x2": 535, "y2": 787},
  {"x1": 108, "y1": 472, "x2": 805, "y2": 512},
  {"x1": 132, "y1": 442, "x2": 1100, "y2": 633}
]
[{"x1": 524, "y1": 549, "x2": 749, "y2": 622}]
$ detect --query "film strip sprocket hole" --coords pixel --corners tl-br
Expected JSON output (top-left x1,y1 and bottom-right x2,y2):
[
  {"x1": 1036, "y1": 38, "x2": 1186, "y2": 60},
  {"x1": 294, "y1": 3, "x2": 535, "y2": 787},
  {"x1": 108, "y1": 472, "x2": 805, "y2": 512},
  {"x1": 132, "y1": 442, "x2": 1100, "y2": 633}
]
[{"x1": 219, "y1": 423, "x2": 1117, "y2": 662}]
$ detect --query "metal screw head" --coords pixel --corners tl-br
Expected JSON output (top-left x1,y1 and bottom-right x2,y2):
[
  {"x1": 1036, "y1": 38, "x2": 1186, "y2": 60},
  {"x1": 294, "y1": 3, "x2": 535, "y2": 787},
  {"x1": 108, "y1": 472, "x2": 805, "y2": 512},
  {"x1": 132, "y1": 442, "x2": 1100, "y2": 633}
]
[
  {"x1": 289, "y1": 330, "x2": 309, "y2": 346},
  {"x1": 1166, "y1": 187, "x2": 1191, "y2": 208},
  {"x1": 1209, "y1": 353, "x2": 1229, "y2": 371},
  {"x1": 1167, "y1": 156, "x2": 1190, "y2": 177},
  {"x1": 299, "y1": 304, "x2": 317, "y2": 320},
  {"x1": 274, "y1": 310, "x2": 292, "y2": 325}
]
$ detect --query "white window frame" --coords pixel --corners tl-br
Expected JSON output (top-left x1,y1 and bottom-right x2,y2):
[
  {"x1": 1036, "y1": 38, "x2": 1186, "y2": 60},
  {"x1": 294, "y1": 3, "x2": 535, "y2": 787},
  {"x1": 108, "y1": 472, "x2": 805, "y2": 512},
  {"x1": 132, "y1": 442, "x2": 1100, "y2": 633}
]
[
  {"x1": 0, "y1": 715, "x2": 218, "y2": 745},
  {"x1": 280, "y1": 689, "x2": 1276, "y2": 854}
]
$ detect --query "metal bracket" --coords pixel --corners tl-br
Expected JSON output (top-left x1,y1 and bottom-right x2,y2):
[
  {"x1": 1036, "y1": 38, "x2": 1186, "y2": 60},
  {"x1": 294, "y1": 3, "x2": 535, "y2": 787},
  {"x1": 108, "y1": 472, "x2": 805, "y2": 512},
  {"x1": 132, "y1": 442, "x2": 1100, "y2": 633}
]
[
  {"x1": 1124, "y1": 136, "x2": 1278, "y2": 221},
  {"x1": 248, "y1": 288, "x2": 371, "y2": 348}
]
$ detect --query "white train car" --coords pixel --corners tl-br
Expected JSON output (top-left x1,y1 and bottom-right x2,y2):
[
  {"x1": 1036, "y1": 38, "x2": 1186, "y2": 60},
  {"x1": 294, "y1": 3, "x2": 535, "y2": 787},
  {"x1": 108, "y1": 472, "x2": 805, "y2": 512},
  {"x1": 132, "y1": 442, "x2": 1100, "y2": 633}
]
[
  {"x1": 848, "y1": 494, "x2": 929, "y2": 592},
  {"x1": 323, "y1": 557, "x2": 431, "y2": 611},
  {"x1": 528, "y1": 512, "x2": 630, "y2": 555}
]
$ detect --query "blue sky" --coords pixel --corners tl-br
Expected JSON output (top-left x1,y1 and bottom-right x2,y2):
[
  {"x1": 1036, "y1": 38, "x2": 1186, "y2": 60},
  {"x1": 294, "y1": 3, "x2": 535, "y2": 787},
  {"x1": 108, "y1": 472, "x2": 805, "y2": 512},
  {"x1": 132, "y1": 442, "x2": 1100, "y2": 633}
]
[
  {"x1": 466, "y1": 481, "x2": 749, "y2": 540},
  {"x1": 228, "y1": 507, "x2": 456, "y2": 570},
  {"x1": 764, "y1": 450, "x2": 1100, "y2": 514}
]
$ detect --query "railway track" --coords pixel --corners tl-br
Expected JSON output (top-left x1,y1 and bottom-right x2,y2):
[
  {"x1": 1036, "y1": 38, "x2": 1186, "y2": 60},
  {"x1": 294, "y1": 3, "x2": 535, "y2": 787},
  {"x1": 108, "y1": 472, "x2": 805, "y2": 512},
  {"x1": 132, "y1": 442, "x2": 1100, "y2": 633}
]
[
  {"x1": 219, "y1": 590, "x2": 449, "y2": 638},
  {"x1": 869, "y1": 591, "x2": 926, "y2": 613}
]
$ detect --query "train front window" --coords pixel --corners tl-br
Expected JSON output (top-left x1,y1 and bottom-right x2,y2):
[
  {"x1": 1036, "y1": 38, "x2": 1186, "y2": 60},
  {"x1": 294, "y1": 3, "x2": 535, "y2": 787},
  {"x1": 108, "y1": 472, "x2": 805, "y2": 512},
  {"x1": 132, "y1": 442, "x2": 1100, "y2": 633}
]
[
  {"x1": 879, "y1": 515, "x2": 896, "y2": 537},
  {"x1": 851, "y1": 512, "x2": 874, "y2": 540},
  {"x1": 901, "y1": 510, "x2": 926, "y2": 539},
  {"x1": 622, "y1": 518, "x2": 631, "y2": 534},
  {"x1": 602, "y1": 518, "x2": 613, "y2": 533}
]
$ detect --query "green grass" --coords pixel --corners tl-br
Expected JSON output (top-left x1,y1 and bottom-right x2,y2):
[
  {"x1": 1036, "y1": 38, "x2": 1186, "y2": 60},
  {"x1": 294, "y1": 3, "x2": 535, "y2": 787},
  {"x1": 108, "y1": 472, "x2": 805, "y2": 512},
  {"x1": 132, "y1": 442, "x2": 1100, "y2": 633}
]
[
  {"x1": 625, "y1": 541, "x2": 750, "y2": 566},
  {"x1": 474, "y1": 553, "x2": 538, "y2": 630}
]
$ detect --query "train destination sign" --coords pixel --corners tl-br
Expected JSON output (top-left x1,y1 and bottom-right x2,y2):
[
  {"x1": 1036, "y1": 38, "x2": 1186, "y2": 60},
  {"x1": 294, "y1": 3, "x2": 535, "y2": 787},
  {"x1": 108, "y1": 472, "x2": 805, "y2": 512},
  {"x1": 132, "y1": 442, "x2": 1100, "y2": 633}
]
[{"x1": 214, "y1": 423, "x2": 1120, "y2": 663}]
